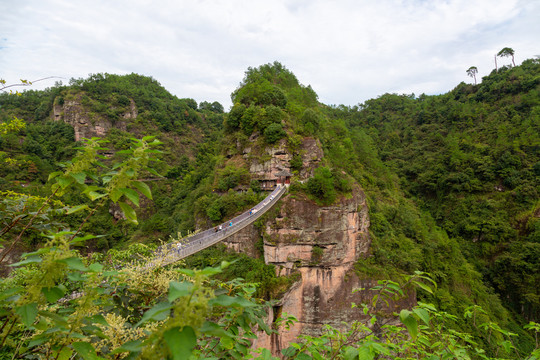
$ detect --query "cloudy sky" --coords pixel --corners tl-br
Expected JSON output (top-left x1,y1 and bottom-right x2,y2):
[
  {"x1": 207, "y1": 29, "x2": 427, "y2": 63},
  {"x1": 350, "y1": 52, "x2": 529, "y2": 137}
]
[{"x1": 1, "y1": 0, "x2": 539, "y2": 109}]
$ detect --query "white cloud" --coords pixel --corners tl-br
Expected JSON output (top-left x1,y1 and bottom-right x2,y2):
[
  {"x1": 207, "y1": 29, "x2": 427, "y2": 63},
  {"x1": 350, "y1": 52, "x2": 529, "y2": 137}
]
[{"x1": 1, "y1": 0, "x2": 538, "y2": 109}]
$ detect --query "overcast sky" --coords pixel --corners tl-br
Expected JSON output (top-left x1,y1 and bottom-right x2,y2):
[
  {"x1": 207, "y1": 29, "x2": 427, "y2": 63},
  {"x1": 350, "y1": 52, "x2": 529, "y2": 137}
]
[{"x1": 1, "y1": 0, "x2": 539, "y2": 109}]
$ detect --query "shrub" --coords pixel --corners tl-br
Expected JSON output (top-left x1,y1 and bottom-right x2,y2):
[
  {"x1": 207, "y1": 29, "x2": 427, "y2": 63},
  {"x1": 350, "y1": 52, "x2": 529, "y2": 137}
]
[
  {"x1": 306, "y1": 166, "x2": 337, "y2": 204},
  {"x1": 264, "y1": 122, "x2": 286, "y2": 144}
]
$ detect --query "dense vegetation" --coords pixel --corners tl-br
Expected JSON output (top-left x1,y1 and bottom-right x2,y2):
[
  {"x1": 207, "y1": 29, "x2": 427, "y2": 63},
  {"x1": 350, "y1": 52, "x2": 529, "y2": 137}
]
[
  {"x1": 1, "y1": 59, "x2": 539, "y2": 358},
  {"x1": 335, "y1": 59, "x2": 540, "y2": 322}
]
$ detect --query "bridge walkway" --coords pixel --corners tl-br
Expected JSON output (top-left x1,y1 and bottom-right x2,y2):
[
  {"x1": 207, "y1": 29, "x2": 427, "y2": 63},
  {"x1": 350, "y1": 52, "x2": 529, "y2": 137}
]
[{"x1": 145, "y1": 184, "x2": 287, "y2": 268}]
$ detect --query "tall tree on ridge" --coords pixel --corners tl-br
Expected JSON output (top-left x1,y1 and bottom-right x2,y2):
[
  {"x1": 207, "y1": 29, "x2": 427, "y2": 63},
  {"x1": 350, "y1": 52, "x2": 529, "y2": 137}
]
[
  {"x1": 466, "y1": 66, "x2": 478, "y2": 85},
  {"x1": 497, "y1": 47, "x2": 516, "y2": 67}
]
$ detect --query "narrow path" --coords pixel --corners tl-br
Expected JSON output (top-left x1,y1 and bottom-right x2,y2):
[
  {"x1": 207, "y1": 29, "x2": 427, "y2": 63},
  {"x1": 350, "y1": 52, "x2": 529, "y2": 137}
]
[{"x1": 146, "y1": 184, "x2": 287, "y2": 268}]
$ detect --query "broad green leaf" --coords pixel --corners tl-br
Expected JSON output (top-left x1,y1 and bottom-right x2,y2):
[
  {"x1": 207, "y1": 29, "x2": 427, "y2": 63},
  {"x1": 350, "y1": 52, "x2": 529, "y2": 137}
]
[
  {"x1": 59, "y1": 257, "x2": 87, "y2": 271},
  {"x1": 70, "y1": 331, "x2": 86, "y2": 339},
  {"x1": 42, "y1": 286, "x2": 66, "y2": 303},
  {"x1": 371, "y1": 342, "x2": 391, "y2": 356},
  {"x1": 112, "y1": 161, "x2": 127, "y2": 170},
  {"x1": 177, "y1": 269, "x2": 195, "y2": 277},
  {"x1": 21, "y1": 247, "x2": 50, "y2": 258},
  {"x1": 413, "y1": 280, "x2": 434, "y2": 294},
  {"x1": 88, "y1": 191, "x2": 107, "y2": 201},
  {"x1": 66, "y1": 204, "x2": 89, "y2": 214},
  {"x1": 221, "y1": 335, "x2": 234, "y2": 349},
  {"x1": 418, "y1": 302, "x2": 437, "y2": 311},
  {"x1": 142, "y1": 135, "x2": 155, "y2": 141},
  {"x1": 209, "y1": 294, "x2": 256, "y2": 308},
  {"x1": 131, "y1": 181, "x2": 152, "y2": 199},
  {"x1": 110, "y1": 188, "x2": 123, "y2": 202},
  {"x1": 70, "y1": 234, "x2": 103, "y2": 245},
  {"x1": 81, "y1": 324, "x2": 107, "y2": 338},
  {"x1": 200, "y1": 266, "x2": 222, "y2": 276},
  {"x1": 164, "y1": 326, "x2": 197, "y2": 360},
  {"x1": 413, "y1": 307, "x2": 430, "y2": 325},
  {"x1": 110, "y1": 340, "x2": 143, "y2": 355},
  {"x1": 258, "y1": 348, "x2": 273, "y2": 360},
  {"x1": 70, "y1": 172, "x2": 86, "y2": 184},
  {"x1": 16, "y1": 303, "x2": 38, "y2": 327},
  {"x1": 56, "y1": 175, "x2": 74, "y2": 189},
  {"x1": 281, "y1": 347, "x2": 297, "y2": 357},
  {"x1": 400, "y1": 309, "x2": 418, "y2": 340},
  {"x1": 9, "y1": 255, "x2": 41, "y2": 267},
  {"x1": 88, "y1": 263, "x2": 104, "y2": 272},
  {"x1": 48, "y1": 171, "x2": 63, "y2": 181},
  {"x1": 168, "y1": 281, "x2": 194, "y2": 303},
  {"x1": 343, "y1": 347, "x2": 359, "y2": 360},
  {"x1": 357, "y1": 345, "x2": 375, "y2": 360},
  {"x1": 68, "y1": 272, "x2": 86, "y2": 282},
  {"x1": 119, "y1": 201, "x2": 137, "y2": 223},
  {"x1": 500, "y1": 340, "x2": 513, "y2": 353},
  {"x1": 27, "y1": 333, "x2": 49, "y2": 348},
  {"x1": 39, "y1": 310, "x2": 69, "y2": 327},
  {"x1": 0, "y1": 286, "x2": 23, "y2": 301},
  {"x1": 147, "y1": 167, "x2": 162, "y2": 177},
  {"x1": 120, "y1": 188, "x2": 139, "y2": 206},
  {"x1": 86, "y1": 172, "x2": 100, "y2": 182},
  {"x1": 73, "y1": 341, "x2": 105, "y2": 360},
  {"x1": 200, "y1": 321, "x2": 232, "y2": 338},
  {"x1": 89, "y1": 314, "x2": 109, "y2": 327},
  {"x1": 56, "y1": 347, "x2": 73, "y2": 360},
  {"x1": 136, "y1": 302, "x2": 172, "y2": 327}
]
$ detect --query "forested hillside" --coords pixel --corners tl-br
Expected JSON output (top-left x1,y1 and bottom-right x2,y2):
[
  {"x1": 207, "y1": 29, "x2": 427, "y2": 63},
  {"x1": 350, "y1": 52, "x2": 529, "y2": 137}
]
[
  {"x1": 0, "y1": 73, "x2": 225, "y2": 250},
  {"x1": 333, "y1": 59, "x2": 540, "y2": 322},
  {"x1": 0, "y1": 60, "x2": 539, "y2": 359}
]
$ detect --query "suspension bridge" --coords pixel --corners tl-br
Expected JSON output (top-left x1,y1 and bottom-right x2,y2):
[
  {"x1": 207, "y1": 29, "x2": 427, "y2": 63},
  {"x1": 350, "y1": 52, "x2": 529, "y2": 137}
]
[{"x1": 145, "y1": 184, "x2": 288, "y2": 269}]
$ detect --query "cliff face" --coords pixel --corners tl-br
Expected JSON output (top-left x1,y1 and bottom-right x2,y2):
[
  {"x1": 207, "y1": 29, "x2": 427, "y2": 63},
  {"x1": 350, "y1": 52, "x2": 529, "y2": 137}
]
[
  {"x1": 256, "y1": 186, "x2": 372, "y2": 351},
  {"x1": 224, "y1": 137, "x2": 392, "y2": 354},
  {"x1": 241, "y1": 136, "x2": 323, "y2": 185},
  {"x1": 52, "y1": 94, "x2": 136, "y2": 141}
]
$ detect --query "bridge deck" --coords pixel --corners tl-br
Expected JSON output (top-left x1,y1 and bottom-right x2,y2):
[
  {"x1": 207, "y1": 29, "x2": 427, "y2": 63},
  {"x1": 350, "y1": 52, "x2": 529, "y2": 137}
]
[{"x1": 145, "y1": 184, "x2": 287, "y2": 268}]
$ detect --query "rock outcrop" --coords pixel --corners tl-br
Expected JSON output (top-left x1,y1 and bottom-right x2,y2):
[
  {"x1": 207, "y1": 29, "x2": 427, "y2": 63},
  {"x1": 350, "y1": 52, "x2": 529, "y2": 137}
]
[
  {"x1": 251, "y1": 186, "x2": 374, "y2": 353},
  {"x1": 240, "y1": 136, "x2": 323, "y2": 189},
  {"x1": 223, "y1": 136, "x2": 405, "y2": 355},
  {"x1": 52, "y1": 94, "x2": 134, "y2": 141}
]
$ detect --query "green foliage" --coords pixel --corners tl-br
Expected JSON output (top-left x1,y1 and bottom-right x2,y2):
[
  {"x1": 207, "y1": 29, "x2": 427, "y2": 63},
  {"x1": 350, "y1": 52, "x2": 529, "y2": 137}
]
[
  {"x1": 263, "y1": 122, "x2": 286, "y2": 144},
  {"x1": 199, "y1": 100, "x2": 224, "y2": 113},
  {"x1": 0, "y1": 116, "x2": 25, "y2": 135},
  {"x1": 304, "y1": 166, "x2": 351, "y2": 206},
  {"x1": 335, "y1": 58, "x2": 540, "y2": 323},
  {"x1": 227, "y1": 62, "x2": 317, "y2": 141},
  {"x1": 216, "y1": 165, "x2": 250, "y2": 191},
  {"x1": 300, "y1": 108, "x2": 321, "y2": 135},
  {"x1": 183, "y1": 245, "x2": 295, "y2": 300},
  {"x1": 0, "y1": 135, "x2": 277, "y2": 359}
]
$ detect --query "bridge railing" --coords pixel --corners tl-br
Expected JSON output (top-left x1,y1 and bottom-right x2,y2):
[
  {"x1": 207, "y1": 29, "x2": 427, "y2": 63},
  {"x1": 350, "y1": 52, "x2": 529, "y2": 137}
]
[{"x1": 143, "y1": 184, "x2": 287, "y2": 269}]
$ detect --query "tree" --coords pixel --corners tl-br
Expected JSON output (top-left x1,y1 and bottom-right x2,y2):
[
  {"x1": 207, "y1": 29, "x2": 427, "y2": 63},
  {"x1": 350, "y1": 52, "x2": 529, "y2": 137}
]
[
  {"x1": 466, "y1": 66, "x2": 478, "y2": 85},
  {"x1": 263, "y1": 122, "x2": 286, "y2": 144},
  {"x1": 498, "y1": 47, "x2": 516, "y2": 67}
]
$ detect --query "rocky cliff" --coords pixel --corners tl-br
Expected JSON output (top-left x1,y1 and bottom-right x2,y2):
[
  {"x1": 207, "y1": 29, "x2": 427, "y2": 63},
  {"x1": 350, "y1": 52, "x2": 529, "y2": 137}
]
[
  {"x1": 52, "y1": 94, "x2": 135, "y2": 140},
  {"x1": 222, "y1": 136, "x2": 410, "y2": 354},
  {"x1": 255, "y1": 186, "x2": 373, "y2": 351}
]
